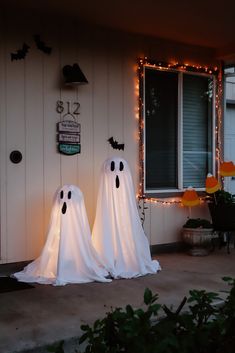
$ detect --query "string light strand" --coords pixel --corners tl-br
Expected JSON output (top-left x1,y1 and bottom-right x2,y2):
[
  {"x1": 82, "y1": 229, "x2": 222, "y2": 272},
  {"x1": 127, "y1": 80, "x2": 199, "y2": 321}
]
[{"x1": 137, "y1": 57, "x2": 222, "y2": 204}]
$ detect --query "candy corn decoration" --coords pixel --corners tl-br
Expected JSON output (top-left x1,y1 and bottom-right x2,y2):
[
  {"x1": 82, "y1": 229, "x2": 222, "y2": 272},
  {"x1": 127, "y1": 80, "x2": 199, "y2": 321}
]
[
  {"x1": 220, "y1": 161, "x2": 235, "y2": 177},
  {"x1": 205, "y1": 173, "x2": 220, "y2": 193},
  {"x1": 182, "y1": 186, "x2": 200, "y2": 207}
]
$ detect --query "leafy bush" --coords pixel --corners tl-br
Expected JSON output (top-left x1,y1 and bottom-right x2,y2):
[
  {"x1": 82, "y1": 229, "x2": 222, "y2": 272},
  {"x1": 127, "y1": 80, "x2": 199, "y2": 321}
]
[
  {"x1": 183, "y1": 218, "x2": 212, "y2": 229},
  {"x1": 48, "y1": 278, "x2": 235, "y2": 353},
  {"x1": 208, "y1": 189, "x2": 235, "y2": 205}
]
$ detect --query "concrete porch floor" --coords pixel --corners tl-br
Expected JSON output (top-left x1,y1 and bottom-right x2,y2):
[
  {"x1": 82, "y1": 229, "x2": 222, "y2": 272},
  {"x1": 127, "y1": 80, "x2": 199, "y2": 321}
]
[{"x1": 0, "y1": 249, "x2": 235, "y2": 353}]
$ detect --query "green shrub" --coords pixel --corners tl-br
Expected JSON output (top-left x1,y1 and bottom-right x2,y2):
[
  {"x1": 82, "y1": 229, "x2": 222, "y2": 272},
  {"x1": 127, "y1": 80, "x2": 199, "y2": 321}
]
[
  {"x1": 208, "y1": 189, "x2": 235, "y2": 205},
  {"x1": 183, "y1": 218, "x2": 212, "y2": 229},
  {"x1": 48, "y1": 278, "x2": 235, "y2": 353}
]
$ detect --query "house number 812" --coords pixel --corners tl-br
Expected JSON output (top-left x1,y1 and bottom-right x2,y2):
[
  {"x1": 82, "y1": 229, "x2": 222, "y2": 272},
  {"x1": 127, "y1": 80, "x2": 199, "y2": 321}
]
[{"x1": 56, "y1": 100, "x2": 80, "y2": 115}]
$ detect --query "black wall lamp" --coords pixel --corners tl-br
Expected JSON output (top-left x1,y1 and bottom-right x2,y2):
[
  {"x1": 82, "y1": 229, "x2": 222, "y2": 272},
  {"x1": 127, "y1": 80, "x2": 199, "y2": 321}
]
[{"x1": 62, "y1": 63, "x2": 88, "y2": 85}]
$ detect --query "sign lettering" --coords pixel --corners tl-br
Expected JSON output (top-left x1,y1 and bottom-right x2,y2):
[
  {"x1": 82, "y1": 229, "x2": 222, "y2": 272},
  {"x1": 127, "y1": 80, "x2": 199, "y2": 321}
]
[
  {"x1": 59, "y1": 144, "x2": 81, "y2": 155},
  {"x1": 58, "y1": 121, "x2": 80, "y2": 133},
  {"x1": 57, "y1": 120, "x2": 81, "y2": 155},
  {"x1": 58, "y1": 134, "x2": 80, "y2": 143}
]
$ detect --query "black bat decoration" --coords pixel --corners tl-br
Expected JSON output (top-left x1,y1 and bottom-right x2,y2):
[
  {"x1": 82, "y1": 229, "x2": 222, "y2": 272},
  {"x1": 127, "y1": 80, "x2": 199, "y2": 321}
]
[
  {"x1": 11, "y1": 43, "x2": 30, "y2": 61},
  {"x1": 34, "y1": 35, "x2": 52, "y2": 54},
  {"x1": 108, "y1": 137, "x2": 125, "y2": 151}
]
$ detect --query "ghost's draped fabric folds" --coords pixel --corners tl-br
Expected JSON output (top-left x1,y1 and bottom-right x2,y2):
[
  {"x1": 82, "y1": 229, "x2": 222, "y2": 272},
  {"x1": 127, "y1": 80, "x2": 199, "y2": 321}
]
[
  {"x1": 92, "y1": 157, "x2": 161, "y2": 279},
  {"x1": 14, "y1": 185, "x2": 111, "y2": 285}
]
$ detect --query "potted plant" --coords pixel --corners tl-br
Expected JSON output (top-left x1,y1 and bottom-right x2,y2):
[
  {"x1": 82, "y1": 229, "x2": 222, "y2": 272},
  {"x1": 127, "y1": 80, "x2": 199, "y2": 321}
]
[
  {"x1": 181, "y1": 186, "x2": 214, "y2": 256},
  {"x1": 182, "y1": 218, "x2": 214, "y2": 256},
  {"x1": 203, "y1": 170, "x2": 235, "y2": 253},
  {"x1": 206, "y1": 188, "x2": 235, "y2": 253},
  {"x1": 207, "y1": 189, "x2": 235, "y2": 231},
  {"x1": 205, "y1": 166, "x2": 235, "y2": 231}
]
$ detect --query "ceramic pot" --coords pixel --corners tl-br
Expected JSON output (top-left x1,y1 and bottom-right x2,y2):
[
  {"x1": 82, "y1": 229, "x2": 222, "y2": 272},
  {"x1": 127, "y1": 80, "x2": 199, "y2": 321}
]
[{"x1": 182, "y1": 227, "x2": 214, "y2": 256}]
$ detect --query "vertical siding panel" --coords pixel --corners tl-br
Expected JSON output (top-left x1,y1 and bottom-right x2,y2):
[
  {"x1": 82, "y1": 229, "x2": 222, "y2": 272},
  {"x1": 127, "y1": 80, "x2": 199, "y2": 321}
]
[
  {"x1": 124, "y1": 34, "x2": 152, "y2": 242},
  {"x1": 107, "y1": 31, "x2": 124, "y2": 158},
  {"x1": 92, "y1": 29, "x2": 109, "y2": 225},
  {"x1": 162, "y1": 204, "x2": 183, "y2": 244},
  {"x1": 42, "y1": 24, "x2": 61, "y2": 242},
  {"x1": 59, "y1": 21, "x2": 78, "y2": 186},
  {"x1": 0, "y1": 12, "x2": 7, "y2": 262},
  {"x1": 121, "y1": 36, "x2": 153, "y2": 242},
  {"x1": 24, "y1": 19, "x2": 44, "y2": 260},
  {"x1": 150, "y1": 203, "x2": 164, "y2": 245},
  {"x1": 124, "y1": 35, "x2": 153, "y2": 242},
  {"x1": 75, "y1": 26, "x2": 94, "y2": 225},
  {"x1": 138, "y1": 199, "x2": 151, "y2": 243},
  {"x1": 5, "y1": 17, "x2": 27, "y2": 261},
  {"x1": 143, "y1": 204, "x2": 151, "y2": 243},
  {"x1": 189, "y1": 203, "x2": 211, "y2": 221},
  {"x1": 122, "y1": 35, "x2": 139, "y2": 191}
]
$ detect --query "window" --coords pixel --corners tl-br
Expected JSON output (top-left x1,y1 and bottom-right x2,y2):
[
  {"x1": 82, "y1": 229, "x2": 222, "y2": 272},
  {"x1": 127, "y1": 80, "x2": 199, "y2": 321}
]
[
  {"x1": 141, "y1": 64, "x2": 215, "y2": 195},
  {"x1": 224, "y1": 65, "x2": 235, "y2": 196}
]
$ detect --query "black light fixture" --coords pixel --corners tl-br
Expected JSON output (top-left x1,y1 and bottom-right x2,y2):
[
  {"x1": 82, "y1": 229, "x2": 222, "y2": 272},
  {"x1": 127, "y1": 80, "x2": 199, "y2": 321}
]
[{"x1": 62, "y1": 63, "x2": 88, "y2": 85}]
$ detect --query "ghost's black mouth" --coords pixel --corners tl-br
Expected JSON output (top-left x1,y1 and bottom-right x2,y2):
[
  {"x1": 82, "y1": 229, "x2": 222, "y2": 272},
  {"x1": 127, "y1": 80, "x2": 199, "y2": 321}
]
[
  {"x1": 115, "y1": 175, "x2": 120, "y2": 188},
  {"x1": 62, "y1": 202, "x2": 67, "y2": 214},
  {"x1": 60, "y1": 189, "x2": 73, "y2": 214},
  {"x1": 109, "y1": 160, "x2": 124, "y2": 189}
]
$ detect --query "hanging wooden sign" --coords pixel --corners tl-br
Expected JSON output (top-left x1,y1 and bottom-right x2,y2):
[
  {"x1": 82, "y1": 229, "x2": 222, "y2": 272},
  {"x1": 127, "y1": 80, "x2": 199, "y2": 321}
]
[
  {"x1": 58, "y1": 121, "x2": 80, "y2": 133},
  {"x1": 58, "y1": 133, "x2": 80, "y2": 143},
  {"x1": 57, "y1": 120, "x2": 81, "y2": 155},
  {"x1": 59, "y1": 144, "x2": 81, "y2": 155}
]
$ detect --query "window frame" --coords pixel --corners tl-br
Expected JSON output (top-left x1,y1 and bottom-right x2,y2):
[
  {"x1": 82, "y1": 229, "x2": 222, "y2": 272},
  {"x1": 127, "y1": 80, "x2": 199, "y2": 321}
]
[{"x1": 141, "y1": 64, "x2": 217, "y2": 197}]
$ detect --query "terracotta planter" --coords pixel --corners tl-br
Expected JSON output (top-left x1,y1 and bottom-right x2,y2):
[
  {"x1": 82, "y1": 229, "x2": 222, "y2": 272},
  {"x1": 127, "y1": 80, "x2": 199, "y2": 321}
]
[{"x1": 182, "y1": 227, "x2": 214, "y2": 256}]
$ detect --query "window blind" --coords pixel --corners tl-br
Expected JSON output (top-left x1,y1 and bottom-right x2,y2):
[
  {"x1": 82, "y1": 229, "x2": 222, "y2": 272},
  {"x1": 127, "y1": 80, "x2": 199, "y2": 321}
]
[{"x1": 183, "y1": 75, "x2": 213, "y2": 188}]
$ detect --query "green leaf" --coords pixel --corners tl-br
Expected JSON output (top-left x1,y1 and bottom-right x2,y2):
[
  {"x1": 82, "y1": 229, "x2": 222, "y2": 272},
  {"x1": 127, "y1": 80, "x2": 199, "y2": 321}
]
[
  {"x1": 79, "y1": 333, "x2": 89, "y2": 344},
  {"x1": 126, "y1": 304, "x2": 134, "y2": 316},
  {"x1": 144, "y1": 288, "x2": 152, "y2": 305},
  {"x1": 135, "y1": 308, "x2": 145, "y2": 317},
  {"x1": 222, "y1": 276, "x2": 233, "y2": 283},
  {"x1": 149, "y1": 303, "x2": 161, "y2": 314},
  {"x1": 47, "y1": 341, "x2": 65, "y2": 353},
  {"x1": 81, "y1": 324, "x2": 90, "y2": 331}
]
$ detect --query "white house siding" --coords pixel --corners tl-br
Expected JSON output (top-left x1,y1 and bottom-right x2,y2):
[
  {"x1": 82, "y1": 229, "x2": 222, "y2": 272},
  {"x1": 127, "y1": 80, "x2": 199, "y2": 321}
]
[
  {"x1": 224, "y1": 77, "x2": 235, "y2": 194},
  {"x1": 0, "y1": 9, "x2": 216, "y2": 263}
]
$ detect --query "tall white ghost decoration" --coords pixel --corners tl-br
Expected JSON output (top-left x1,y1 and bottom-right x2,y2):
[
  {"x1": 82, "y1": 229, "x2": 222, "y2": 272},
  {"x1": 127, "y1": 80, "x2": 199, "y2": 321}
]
[
  {"x1": 92, "y1": 157, "x2": 160, "y2": 279},
  {"x1": 14, "y1": 185, "x2": 111, "y2": 285}
]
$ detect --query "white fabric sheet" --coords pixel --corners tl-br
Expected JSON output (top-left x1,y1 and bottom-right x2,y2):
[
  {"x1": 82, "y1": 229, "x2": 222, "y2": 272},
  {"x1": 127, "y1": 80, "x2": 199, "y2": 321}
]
[
  {"x1": 92, "y1": 157, "x2": 161, "y2": 279},
  {"x1": 14, "y1": 185, "x2": 111, "y2": 285}
]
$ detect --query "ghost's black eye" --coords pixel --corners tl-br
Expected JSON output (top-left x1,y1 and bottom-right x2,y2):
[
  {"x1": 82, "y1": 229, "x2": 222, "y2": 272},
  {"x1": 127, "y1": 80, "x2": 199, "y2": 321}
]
[
  {"x1": 111, "y1": 161, "x2": 115, "y2": 171},
  {"x1": 119, "y1": 161, "x2": 124, "y2": 171},
  {"x1": 68, "y1": 191, "x2": 72, "y2": 199},
  {"x1": 60, "y1": 190, "x2": 64, "y2": 199}
]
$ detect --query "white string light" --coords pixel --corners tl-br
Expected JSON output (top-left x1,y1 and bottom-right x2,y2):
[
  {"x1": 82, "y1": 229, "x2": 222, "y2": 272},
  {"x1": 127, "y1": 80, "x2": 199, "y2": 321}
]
[{"x1": 137, "y1": 57, "x2": 222, "y2": 206}]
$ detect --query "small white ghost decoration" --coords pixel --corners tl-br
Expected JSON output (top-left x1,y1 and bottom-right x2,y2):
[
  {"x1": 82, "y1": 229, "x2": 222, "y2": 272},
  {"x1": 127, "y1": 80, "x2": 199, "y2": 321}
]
[
  {"x1": 14, "y1": 185, "x2": 110, "y2": 285},
  {"x1": 92, "y1": 157, "x2": 160, "y2": 279}
]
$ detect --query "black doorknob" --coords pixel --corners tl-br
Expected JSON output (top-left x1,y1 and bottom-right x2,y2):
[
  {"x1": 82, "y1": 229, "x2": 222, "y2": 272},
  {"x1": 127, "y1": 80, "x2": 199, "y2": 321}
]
[{"x1": 10, "y1": 150, "x2": 23, "y2": 164}]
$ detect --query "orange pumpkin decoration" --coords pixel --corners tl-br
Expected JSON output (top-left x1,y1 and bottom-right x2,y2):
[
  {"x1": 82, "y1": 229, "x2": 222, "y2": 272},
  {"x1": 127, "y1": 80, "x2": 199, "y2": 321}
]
[
  {"x1": 182, "y1": 187, "x2": 200, "y2": 206},
  {"x1": 220, "y1": 161, "x2": 235, "y2": 177},
  {"x1": 205, "y1": 173, "x2": 220, "y2": 193}
]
